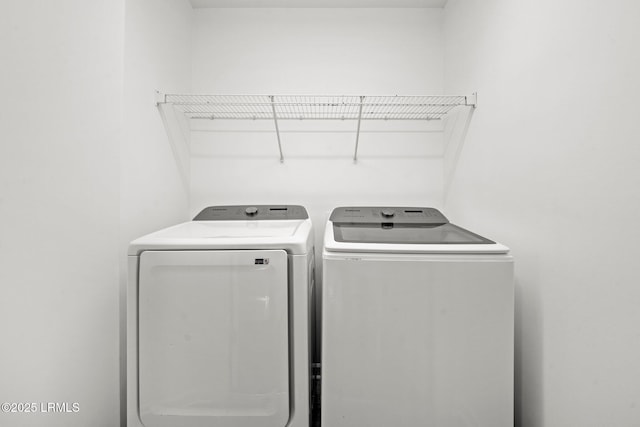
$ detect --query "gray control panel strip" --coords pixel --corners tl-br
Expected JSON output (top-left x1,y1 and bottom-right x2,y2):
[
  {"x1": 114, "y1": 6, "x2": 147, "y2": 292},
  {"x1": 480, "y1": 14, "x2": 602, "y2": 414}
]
[
  {"x1": 194, "y1": 205, "x2": 309, "y2": 221},
  {"x1": 329, "y1": 206, "x2": 448, "y2": 226}
]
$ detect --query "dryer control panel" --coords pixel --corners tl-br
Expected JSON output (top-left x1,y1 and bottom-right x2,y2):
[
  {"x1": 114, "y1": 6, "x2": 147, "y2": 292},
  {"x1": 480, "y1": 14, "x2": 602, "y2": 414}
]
[{"x1": 194, "y1": 205, "x2": 309, "y2": 221}]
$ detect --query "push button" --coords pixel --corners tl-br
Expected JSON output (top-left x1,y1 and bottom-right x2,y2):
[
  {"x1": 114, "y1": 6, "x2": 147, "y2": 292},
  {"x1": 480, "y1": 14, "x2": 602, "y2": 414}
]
[{"x1": 245, "y1": 206, "x2": 258, "y2": 216}]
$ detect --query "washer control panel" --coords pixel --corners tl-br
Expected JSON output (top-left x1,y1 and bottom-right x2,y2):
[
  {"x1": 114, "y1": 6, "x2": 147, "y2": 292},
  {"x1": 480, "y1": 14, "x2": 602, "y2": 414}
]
[
  {"x1": 329, "y1": 206, "x2": 448, "y2": 225},
  {"x1": 194, "y1": 205, "x2": 309, "y2": 221}
]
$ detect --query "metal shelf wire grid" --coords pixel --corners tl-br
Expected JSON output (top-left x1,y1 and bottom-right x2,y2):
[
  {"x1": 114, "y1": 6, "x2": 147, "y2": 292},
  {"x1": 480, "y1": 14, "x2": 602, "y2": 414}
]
[{"x1": 163, "y1": 94, "x2": 469, "y2": 121}]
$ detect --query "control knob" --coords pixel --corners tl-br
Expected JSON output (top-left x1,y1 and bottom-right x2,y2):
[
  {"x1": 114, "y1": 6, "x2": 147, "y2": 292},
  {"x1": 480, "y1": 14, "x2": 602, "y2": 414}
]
[{"x1": 381, "y1": 209, "x2": 395, "y2": 218}]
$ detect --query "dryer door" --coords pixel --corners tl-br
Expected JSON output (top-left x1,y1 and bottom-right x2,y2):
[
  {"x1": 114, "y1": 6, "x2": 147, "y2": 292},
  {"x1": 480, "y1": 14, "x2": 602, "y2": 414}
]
[{"x1": 138, "y1": 250, "x2": 289, "y2": 427}]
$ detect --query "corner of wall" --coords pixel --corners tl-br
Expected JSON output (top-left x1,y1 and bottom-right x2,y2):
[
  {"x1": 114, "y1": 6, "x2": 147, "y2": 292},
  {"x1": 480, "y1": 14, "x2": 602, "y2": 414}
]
[{"x1": 157, "y1": 102, "x2": 191, "y2": 194}]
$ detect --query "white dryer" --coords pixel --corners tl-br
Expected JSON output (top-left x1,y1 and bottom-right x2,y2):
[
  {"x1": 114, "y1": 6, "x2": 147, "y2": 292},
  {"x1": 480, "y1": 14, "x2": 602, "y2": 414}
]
[
  {"x1": 321, "y1": 207, "x2": 514, "y2": 427},
  {"x1": 127, "y1": 205, "x2": 314, "y2": 427}
]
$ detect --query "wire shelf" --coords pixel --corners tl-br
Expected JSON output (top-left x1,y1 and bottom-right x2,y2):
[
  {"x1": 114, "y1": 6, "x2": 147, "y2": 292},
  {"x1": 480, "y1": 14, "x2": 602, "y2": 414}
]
[
  {"x1": 158, "y1": 93, "x2": 476, "y2": 162},
  {"x1": 162, "y1": 94, "x2": 471, "y2": 121}
]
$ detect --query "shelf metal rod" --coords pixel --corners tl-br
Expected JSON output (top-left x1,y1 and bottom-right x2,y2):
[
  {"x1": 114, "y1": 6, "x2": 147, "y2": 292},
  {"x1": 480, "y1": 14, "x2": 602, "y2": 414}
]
[
  {"x1": 270, "y1": 95, "x2": 284, "y2": 163},
  {"x1": 353, "y1": 96, "x2": 365, "y2": 163}
]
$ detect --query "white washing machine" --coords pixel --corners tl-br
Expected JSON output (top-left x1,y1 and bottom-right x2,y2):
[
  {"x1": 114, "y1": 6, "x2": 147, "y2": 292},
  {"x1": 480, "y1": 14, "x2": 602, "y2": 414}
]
[
  {"x1": 321, "y1": 207, "x2": 514, "y2": 427},
  {"x1": 127, "y1": 205, "x2": 314, "y2": 427}
]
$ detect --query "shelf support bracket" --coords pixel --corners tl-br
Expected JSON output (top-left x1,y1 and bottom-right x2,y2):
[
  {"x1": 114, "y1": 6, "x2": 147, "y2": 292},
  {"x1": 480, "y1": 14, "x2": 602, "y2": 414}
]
[
  {"x1": 466, "y1": 92, "x2": 478, "y2": 108},
  {"x1": 155, "y1": 90, "x2": 166, "y2": 106},
  {"x1": 270, "y1": 95, "x2": 284, "y2": 163},
  {"x1": 353, "y1": 96, "x2": 365, "y2": 163}
]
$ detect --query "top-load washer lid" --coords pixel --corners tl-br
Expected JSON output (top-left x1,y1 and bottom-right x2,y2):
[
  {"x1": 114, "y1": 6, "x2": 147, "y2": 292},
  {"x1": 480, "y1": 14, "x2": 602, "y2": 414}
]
[
  {"x1": 128, "y1": 205, "x2": 313, "y2": 256},
  {"x1": 324, "y1": 206, "x2": 509, "y2": 254}
]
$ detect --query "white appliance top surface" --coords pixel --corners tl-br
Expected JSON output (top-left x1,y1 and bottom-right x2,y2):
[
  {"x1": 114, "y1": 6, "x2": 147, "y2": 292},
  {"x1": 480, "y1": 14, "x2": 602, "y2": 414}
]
[{"x1": 129, "y1": 219, "x2": 313, "y2": 256}]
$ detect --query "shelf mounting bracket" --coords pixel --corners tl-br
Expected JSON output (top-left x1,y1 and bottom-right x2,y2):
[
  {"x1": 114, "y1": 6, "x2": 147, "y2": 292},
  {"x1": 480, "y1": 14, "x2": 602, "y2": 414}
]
[
  {"x1": 155, "y1": 90, "x2": 166, "y2": 106},
  {"x1": 269, "y1": 95, "x2": 284, "y2": 163},
  {"x1": 466, "y1": 92, "x2": 478, "y2": 108},
  {"x1": 353, "y1": 96, "x2": 365, "y2": 163}
]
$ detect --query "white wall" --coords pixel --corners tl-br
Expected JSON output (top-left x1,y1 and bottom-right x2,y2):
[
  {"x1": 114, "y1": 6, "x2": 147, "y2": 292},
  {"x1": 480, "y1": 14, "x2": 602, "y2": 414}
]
[
  {"x1": 191, "y1": 8, "x2": 443, "y2": 94},
  {"x1": 121, "y1": 0, "x2": 193, "y2": 423},
  {"x1": 443, "y1": 0, "x2": 640, "y2": 425},
  {"x1": 0, "y1": 2, "x2": 124, "y2": 426},
  {"x1": 0, "y1": 1, "x2": 192, "y2": 425},
  {"x1": 122, "y1": 0, "x2": 192, "y2": 244},
  {"x1": 190, "y1": 7, "x2": 446, "y2": 243}
]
